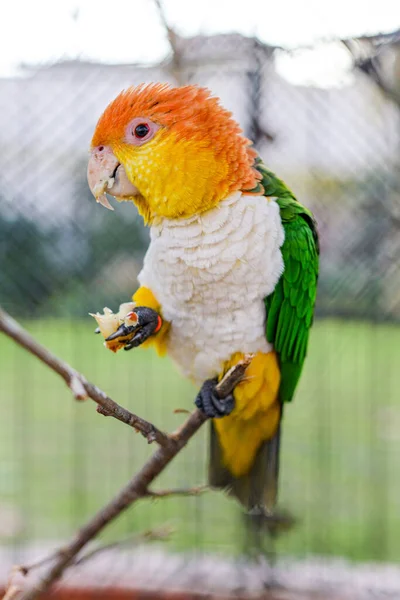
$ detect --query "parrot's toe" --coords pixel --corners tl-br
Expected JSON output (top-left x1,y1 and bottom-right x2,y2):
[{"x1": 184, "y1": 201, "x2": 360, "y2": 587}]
[
  {"x1": 195, "y1": 377, "x2": 235, "y2": 418},
  {"x1": 105, "y1": 306, "x2": 162, "y2": 350}
]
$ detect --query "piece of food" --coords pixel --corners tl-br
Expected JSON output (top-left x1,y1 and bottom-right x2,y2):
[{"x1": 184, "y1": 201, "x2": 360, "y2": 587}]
[{"x1": 90, "y1": 302, "x2": 136, "y2": 352}]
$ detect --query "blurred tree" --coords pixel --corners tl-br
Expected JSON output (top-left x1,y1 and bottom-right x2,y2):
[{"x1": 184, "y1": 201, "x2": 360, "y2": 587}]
[
  {"x1": 0, "y1": 204, "x2": 63, "y2": 315},
  {"x1": 0, "y1": 161, "x2": 149, "y2": 317}
]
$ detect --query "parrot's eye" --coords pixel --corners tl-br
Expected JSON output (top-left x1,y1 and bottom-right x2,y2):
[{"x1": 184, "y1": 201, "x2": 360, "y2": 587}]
[
  {"x1": 134, "y1": 123, "x2": 150, "y2": 138},
  {"x1": 125, "y1": 117, "x2": 160, "y2": 146}
]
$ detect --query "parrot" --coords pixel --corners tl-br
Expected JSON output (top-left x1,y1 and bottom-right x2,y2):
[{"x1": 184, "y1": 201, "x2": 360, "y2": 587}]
[{"x1": 87, "y1": 83, "x2": 319, "y2": 514}]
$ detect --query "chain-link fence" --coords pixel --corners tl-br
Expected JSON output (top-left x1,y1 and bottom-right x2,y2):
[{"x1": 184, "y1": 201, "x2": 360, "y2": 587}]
[{"x1": 0, "y1": 30, "x2": 400, "y2": 598}]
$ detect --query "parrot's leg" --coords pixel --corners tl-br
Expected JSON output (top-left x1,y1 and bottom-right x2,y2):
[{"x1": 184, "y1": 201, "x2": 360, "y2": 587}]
[
  {"x1": 195, "y1": 377, "x2": 235, "y2": 418},
  {"x1": 105, "y1": 306, "x2": 162, "y2": 350}
]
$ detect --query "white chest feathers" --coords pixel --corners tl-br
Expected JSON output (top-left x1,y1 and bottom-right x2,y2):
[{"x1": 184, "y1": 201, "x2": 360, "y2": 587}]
[{"x1": 138, "y1": 191, "x2": 285, "y2": 383}]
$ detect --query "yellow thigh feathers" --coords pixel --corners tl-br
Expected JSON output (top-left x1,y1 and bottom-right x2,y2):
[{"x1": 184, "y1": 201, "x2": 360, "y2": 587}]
[{"x1": 214, "y1": 351, "x2": 281, "y2": 478}]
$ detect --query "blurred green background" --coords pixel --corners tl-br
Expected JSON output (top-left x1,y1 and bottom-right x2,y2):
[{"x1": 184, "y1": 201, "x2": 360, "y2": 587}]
[{"x1": 1, "y1": 319, "x2": 399, "y2": 561}]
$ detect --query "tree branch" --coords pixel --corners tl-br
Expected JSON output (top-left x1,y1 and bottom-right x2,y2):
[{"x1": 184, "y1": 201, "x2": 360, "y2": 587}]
[
  {"x1": 16, "y1": 360, "x2": 249, "y2": 600},
  {"x1": 0, "y1": 306, "x2": 171, "y2": 447},
  {"x1": 0, "y1": 306, "x2": 251, "y2": 600}
]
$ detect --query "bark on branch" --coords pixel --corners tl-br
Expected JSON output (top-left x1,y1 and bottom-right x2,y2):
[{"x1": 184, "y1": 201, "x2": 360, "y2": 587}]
[{"x1": 0, "y1": 306, "x2": 250, "y2": 600}]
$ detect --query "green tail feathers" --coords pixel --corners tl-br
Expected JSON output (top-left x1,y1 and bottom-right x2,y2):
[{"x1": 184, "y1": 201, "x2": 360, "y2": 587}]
[{"x1": 208, "y1": 419, "x2": 282, "y2": 511}]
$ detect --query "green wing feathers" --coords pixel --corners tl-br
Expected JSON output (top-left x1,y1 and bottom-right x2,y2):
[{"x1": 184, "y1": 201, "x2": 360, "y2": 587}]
[{"x1": 257, "y1": 163, "x2": 319, "y2": 403}]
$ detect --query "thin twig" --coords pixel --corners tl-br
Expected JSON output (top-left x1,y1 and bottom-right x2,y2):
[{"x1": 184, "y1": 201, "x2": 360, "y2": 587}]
[
  {"x1": 74, "y1": 525, "x2": 173, "y2": 566},
  {"x1": 17, "y1": 553, "x2": 63, "y2": 578},
  {"x1": 10, "y1": 526, "x2": 173, "y2": 599},
  {"x1": 0, "y1": 306, "x2": 171, "y2": 448},
  {"x1": 15, "y1": 356, "x2": 250, "y2": 600},
  {"x1": 18, "y1": 524, "x2": 173, "y2": 576},
  {"x1": 146, "y1": 485, "x2": 209, "y2": 498}
]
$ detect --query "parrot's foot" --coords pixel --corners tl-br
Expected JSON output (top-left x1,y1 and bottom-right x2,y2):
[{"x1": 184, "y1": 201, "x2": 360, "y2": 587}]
[
  {"x1": 195, "y1": 377, "x2": 235, "y2": 418},
  {"x1": 105, "y1": 306, "x2": 162, "y2": 350}
]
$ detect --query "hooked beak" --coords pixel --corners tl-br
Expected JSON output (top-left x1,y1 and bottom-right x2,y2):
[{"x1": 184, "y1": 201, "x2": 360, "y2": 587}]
[{"x1": 87, "y1": 145, "x2": 139, "y2": 210}]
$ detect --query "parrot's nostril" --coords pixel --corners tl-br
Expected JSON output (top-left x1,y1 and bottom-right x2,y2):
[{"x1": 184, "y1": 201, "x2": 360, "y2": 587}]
[{"x1": 98, "y1": 146, "x2": 104, "y2": 152}]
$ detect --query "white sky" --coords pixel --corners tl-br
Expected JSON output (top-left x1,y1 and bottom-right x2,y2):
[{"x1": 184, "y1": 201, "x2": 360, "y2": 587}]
[{"x1": 0, "y1": 0, "x2": 398, "y2": 83}]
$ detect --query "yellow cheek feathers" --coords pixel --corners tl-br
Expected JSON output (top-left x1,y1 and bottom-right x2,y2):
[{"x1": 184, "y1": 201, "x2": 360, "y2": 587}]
[{"x1": 113, "y1": 133, "x2": 233, "y2": 221}]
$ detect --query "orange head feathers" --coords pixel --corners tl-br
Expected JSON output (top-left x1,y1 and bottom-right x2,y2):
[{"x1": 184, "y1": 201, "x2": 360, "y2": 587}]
[{"x1": 89, "y1": 83, "x2": 261, "y2": 222}]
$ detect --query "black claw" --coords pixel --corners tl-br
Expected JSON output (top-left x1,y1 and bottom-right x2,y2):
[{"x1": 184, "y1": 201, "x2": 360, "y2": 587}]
[
  {"x1": 123, "y1": 321, "x2": 157, "y2": 350},
  {"x1": 106, "y1": 323, "x2": 134, "y2": 341},
  {"x1": 195, "y1": 377, "x2": 235, "y2": 418}
]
